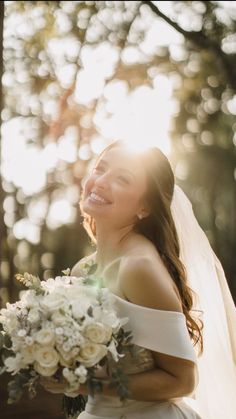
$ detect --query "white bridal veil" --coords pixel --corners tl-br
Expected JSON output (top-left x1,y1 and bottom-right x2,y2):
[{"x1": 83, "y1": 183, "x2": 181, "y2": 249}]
[{"x1": 170, "y1": 185, "x2": 236, "y2": 419}]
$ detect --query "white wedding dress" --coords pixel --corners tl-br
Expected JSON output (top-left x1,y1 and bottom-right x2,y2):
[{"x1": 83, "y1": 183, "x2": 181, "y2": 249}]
[{"x1": 78, "y1": 293, "x2": 202, "y2": 419}]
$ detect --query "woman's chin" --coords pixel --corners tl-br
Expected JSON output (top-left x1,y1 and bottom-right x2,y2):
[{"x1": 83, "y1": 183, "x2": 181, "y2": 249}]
[{"x1": 81, "y1": 201, "x2": 112, "y2": 217}]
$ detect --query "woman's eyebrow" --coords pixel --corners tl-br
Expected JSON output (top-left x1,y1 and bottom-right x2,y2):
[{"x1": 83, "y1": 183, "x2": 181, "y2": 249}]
[{"x1": 97, "y1": 159, "x2": 136, "y2": 179}]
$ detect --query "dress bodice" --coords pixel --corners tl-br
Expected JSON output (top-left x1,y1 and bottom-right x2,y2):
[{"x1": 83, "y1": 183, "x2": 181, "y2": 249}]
[{"x1": 112, "y1": 293, "x2": 198, "y2": 365}]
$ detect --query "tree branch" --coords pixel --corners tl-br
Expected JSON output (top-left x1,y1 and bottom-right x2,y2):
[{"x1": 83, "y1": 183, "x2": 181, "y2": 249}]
[{"x1": 141, "y1": 0, "x2": 236, "y2": 91}]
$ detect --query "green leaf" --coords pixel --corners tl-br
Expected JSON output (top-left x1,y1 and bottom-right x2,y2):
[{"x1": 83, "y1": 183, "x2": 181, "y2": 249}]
[
  {"x1": 0, "y1": 365, "x2": 6, "y2": 375},
  {"x1": 3, "y1": 334, "x2": 12, "y2": 349},
  {"x1": 0, "y1": 332, "x2": 4, "y2": 349}
]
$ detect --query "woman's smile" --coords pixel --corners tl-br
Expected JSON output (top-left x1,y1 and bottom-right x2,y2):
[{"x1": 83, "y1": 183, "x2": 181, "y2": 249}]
[{"x1": 87, "y1": 191, "x2": 113, "y2": 206}]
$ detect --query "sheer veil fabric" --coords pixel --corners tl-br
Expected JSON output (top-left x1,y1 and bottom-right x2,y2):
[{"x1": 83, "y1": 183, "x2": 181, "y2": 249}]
[{"x1": 170, "y1": 185, "x2": 236, "y2": 419}]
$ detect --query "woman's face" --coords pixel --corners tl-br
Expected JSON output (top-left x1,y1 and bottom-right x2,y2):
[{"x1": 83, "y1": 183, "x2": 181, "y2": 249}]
[{"x1": 81, "y1": 146, "x2": 149, "y2": 227}]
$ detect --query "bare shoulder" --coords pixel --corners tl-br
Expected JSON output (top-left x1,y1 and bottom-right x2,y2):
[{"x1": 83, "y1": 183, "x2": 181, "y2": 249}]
[
  {"x1": 118, "y1": 248, "x2": 183, "y2": 313},
  {"x1": 71, "y1": 251, "x2": 97, "y2": 277}
]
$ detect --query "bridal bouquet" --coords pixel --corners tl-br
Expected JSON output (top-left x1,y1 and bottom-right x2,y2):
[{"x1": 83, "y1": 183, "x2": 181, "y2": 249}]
[{"x1": 0, "y1": 267, "x2": 133, "y2": 415}]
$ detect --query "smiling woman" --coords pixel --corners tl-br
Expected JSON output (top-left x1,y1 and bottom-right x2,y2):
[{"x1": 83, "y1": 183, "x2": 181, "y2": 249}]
[{"x1": 42, "y1": 140, "x2": 236, "y2": 419}]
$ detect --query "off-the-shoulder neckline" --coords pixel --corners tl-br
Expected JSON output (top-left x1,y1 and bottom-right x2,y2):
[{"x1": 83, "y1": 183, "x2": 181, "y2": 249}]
[
  {"x1": 109, "y1": 290, "x2": 185, "y2": 317},
  {"x1": 79, "y1": 258, "x2": 185, "y2": 317}
]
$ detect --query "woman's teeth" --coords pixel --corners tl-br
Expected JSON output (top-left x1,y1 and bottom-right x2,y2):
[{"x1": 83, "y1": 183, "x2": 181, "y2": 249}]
[{"x1": 89, "y1": 192, "x2": 111, "y2": 204}]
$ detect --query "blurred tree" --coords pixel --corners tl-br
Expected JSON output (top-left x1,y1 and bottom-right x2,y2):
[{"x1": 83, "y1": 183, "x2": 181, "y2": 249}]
[{"x1": 0, "y1": 0, "x2": 235, "y2": 304}]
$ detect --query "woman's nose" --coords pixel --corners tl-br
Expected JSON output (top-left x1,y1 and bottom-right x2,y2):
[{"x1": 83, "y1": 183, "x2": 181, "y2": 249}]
[{"x1": 94, "y1": 172, "x2": 110, "y2": 189}]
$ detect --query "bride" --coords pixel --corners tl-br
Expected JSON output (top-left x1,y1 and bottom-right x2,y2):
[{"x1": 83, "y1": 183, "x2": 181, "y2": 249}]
[{"x1": 42, "y1": 140, "x2": 236, "y2": 419}]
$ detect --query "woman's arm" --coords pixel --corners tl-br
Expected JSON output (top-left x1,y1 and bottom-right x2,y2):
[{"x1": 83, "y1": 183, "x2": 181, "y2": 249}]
[
  {"x1": 41, "y1": 358, "x2": 196, "y2": 401},
  {"x1": 115, "y1": 255, "x2": 198, "y2": 401}
]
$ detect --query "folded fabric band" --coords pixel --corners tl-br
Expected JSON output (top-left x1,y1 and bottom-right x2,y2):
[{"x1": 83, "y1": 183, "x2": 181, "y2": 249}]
[{"x1": 113, "y1": 294, "x2": 197, "y2": 364}]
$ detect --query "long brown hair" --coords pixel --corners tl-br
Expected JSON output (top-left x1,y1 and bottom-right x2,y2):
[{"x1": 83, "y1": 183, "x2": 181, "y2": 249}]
[{"x1": 80, "y1": 140, "x2": 204, "y2": 355}]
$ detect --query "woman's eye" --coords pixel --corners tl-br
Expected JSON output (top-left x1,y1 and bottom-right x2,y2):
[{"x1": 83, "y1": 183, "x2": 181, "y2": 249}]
[{"x1": 118, "y1": 175, "x2": 130, "y2": 184}]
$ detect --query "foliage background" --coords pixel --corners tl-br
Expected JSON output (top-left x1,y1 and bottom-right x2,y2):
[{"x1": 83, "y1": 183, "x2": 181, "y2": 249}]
[{"x1": 0, "y1": 1, "x2": 236, "y2": 417}]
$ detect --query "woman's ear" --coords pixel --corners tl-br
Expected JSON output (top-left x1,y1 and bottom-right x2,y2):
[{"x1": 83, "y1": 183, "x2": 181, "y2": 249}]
[{"x1": 137, "y1": 207, "x2": 150, "y2": 220}]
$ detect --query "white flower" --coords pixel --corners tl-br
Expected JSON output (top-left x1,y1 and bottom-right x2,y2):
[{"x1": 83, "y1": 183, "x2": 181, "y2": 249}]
[
  {"x1": 107, "y1": 339, "x2": 124, "y2": 362},
  {"x1": 57, "y1": 346, "x2": 74, "y2": 362},
  {"x1": 34, "y1": 346, "x2": 59, "y2": 368},
  {"x1": 35, "y1": 329, "x2": 55, "y2": 345},
  {"x1": 0, "y1": 309, "x2": 19, "y2": 334},
  {"x1": 21, "y1": 344, "x2": 36, "y2": 364},
  {"x1": 51, "y1": 311, "x2": 66, "y2": 326},
  {"x1": 28, "y1": 308, "x2": 40, "y2": 324},
  {"x1": 55, "y1": 335, "x2": 64, "y2": 345},
  {"x1": 71, "y1": 301, "x2": 87, "y2": 319},
  {"x1": 62, "y1": 367, "x2": 76, "y2": 384},
  {"x1": 34, "y1": 362, "x2": 58, "y2": 377},
  {"x1": 59, "y1": 354, "x2": 74, "y2": 368},
  {"x1": 62, "y1": 342, "x2": 71, "y2": 352},
  {"x1": 20, "y1": 290, "x2": 38, "y2": 309},
  {"x1": 62, "y1": 368, "x2": 80, "y2": 392},
  {"x1": 77, "y1": 341, "x2": 108, "y2": 367},
  {"x1": 83, "y1": 322, "x2": 112, "y2": 344},
  {"x1": 63, "y1": 326, "x2": 73, "y2": 337},
  {"x1": 55, "y1": 327, "x2": 64, "y2": 335},
  {"x1": 4, "y1": 353, "x2": 25, "y2": 374},
  {"x1": 25, "y1": 336, "x2": 34, "y2": 345},
  {"x1": 101, "y1": 310, "x2": 127, "y2": 330},
  {"x1": 17, "y1": 329, "x2": 27, "y2": 337},
  {"x1": 71, "y1": 347, "x2": 80, "y2": 357},
  {"x1": 40, "y1": 293, "x2": 65, "y2": 312},
  {"x1": 75, "y1": 365, "x2": 88, "y2": 383}
]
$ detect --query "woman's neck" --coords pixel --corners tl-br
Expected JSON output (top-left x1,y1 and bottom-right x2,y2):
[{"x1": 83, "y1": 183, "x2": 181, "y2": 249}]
[{"x1": 95, "y1": 222, "x2": 135, "y2": 273}]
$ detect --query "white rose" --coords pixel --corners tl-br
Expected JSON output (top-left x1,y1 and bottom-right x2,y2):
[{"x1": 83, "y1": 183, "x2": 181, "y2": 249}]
[
  {"x1": 77, "y1": 341, "x2": 107, "y2": 367},
  {"x1": 28, "y1": 308, "x2": 40, "y2": 324},
  {"x1": 35, "y1": 329, "x2": 55, "y2": 345},
  {"x1": 34, "y1": 346, "x2": 59, "y2": 368},
  {"x1": 34, "y1": 362, "x2": 58, "y2": 377},
  {"x1": 84, "y1": 322, "x2": 112, "y2": 344},
  {"x1": 41, "y1": 293, "x2": 65, "y2": 312}
]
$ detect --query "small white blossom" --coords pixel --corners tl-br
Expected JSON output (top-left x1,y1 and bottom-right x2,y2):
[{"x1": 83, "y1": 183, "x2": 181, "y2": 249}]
[
  {"x1": 75, "y1": 365, "x2": 88, "y2": 383},
  {"x1": 25, "y1": 336, "x2": 34, "y2": 345},
  {"x1": 17, "y1": 329, "x2": 27, "y2": 337},
  {"x1": 55, "y1": 327, "x2": 64, "y2": 335},
  {"x1": 62, "y1": 342, "x2": 71, "y2": 352}
]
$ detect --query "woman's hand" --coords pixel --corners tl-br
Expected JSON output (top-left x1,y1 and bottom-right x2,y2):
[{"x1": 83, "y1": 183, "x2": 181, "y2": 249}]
[{"x1": 40, "y1": 377, "x2": 88, "y2": 396}]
